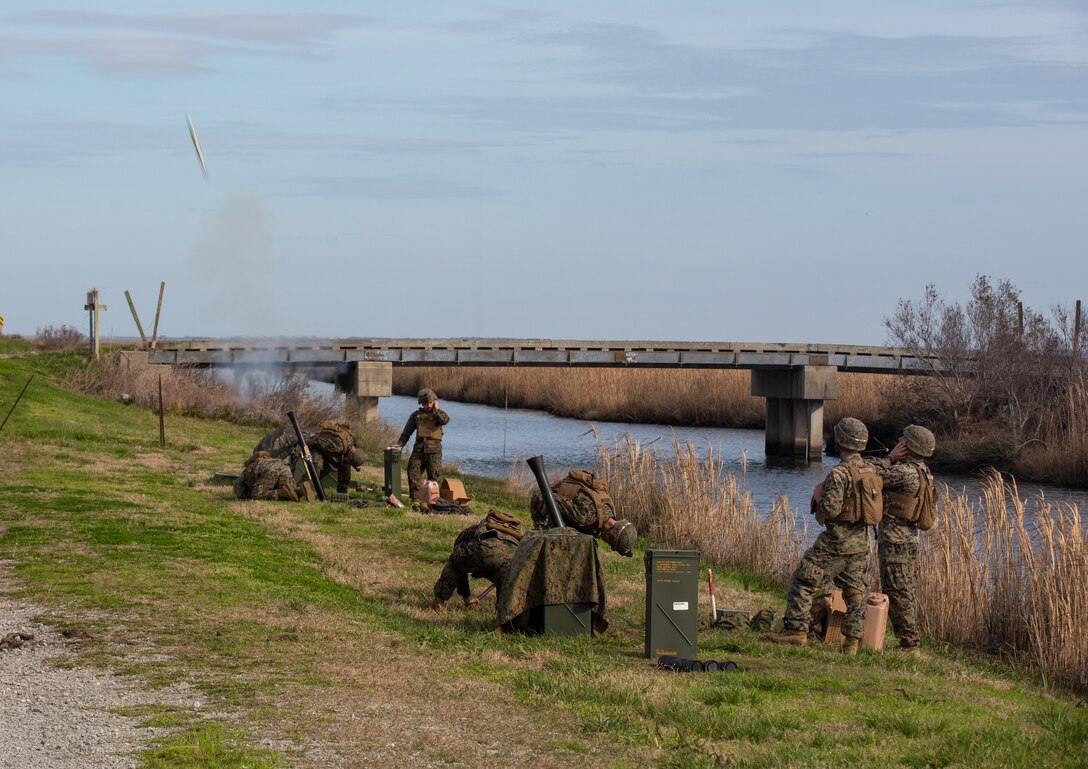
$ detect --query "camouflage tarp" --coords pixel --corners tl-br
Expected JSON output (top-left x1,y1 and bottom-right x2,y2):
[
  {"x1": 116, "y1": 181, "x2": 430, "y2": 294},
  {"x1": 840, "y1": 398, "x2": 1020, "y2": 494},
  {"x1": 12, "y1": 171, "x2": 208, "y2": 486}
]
[
  {"x1": 496, "y1": 528, "x2": 608, "y2": 635},
  {"x1": 254, "y1": 423, "x2": 308, "y2": 460}
]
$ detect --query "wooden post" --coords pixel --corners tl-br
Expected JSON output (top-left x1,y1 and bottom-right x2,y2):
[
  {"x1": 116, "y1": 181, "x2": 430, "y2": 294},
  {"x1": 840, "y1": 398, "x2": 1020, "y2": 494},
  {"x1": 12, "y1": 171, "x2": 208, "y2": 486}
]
[
  {"x1": 150, "y1": 282, "x2": 165, "y2": 350},
  {"x1": 83, "y1": 289, "x2": 107, "y2": 359},
  {"x1": 158, "y1": 373, "x2": 166, "y2": 446},
  {"x1": 124, "y1": 290, "x2": 148, "y2": 348}
]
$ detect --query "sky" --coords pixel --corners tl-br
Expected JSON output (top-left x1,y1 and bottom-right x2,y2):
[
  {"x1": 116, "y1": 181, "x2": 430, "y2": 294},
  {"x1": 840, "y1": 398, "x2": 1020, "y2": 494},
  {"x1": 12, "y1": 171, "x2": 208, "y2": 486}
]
[{"x1": 1, "y1": 1, "x2": 1085, "y2": 345}]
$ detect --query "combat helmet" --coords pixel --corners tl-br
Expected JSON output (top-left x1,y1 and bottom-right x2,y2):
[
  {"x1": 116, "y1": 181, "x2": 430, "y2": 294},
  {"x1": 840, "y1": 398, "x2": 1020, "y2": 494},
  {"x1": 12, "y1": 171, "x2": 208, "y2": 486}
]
[
  {"x1": 902, "y1": 425, "x2": 935, "y2": 457},
  {"x1": 348, "y1": 447, "x2": 367, "y2": 469},
  {"x1": 833, "y1": 417, "x2": 868, "y2": 452},
  {"x1": 417, "y1": 388, "x2": 437, "y2": 405},
  {"x1": 602, "y1": 519, "x2": 637, "y2": 557}
]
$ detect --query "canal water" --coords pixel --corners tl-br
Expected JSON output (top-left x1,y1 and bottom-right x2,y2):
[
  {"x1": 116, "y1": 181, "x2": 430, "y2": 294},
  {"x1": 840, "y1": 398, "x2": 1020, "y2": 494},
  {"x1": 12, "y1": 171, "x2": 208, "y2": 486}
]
[{"x1": 378, "y1": 395, "x2": 1088, "y2": 514}]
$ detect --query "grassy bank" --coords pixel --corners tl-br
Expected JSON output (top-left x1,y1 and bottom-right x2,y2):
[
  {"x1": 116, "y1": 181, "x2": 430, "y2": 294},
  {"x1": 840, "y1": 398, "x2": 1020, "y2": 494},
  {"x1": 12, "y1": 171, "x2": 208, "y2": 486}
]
[{"x1": 2, "y1": 352, "x2": 1086, "y2": 768}]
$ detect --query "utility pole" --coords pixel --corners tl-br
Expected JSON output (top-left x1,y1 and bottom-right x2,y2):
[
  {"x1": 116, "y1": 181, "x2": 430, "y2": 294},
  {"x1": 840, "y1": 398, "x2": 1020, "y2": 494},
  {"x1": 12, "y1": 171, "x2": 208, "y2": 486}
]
[{"x1": 84, "y1": 289, "x2": 107, "y2": 359}]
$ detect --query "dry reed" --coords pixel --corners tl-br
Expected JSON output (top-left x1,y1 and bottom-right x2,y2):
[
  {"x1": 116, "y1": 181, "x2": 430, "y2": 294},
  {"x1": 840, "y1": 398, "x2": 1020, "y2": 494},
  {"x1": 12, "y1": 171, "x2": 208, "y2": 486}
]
[
  {"x1": 921, "y1": 471, "x2": 1087, "y2": 691},
  {"x1": 394, "y1": 368, "x2": 896, "y2": 429},
  {"x1": 594, "y1": 433, "x2": 809, "y2": 586},
  {"x1": 591, "y1": 437, "x2": 1086, "y2": 692},
  {"x1": 63, "y1": 353, "x2": 403, "y2": 449}
]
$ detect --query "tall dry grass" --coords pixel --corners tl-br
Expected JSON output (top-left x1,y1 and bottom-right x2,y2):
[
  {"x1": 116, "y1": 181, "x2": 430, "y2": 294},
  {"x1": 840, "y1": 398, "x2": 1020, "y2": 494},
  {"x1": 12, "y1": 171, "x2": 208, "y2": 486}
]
[
  {"x1": 594, "y1": 433, "x2": 809, "y2": 586},
  {"x1": 1015, "y1": 375, "x2": 1088, "y2": 486},
  {"x1": 394, "y1": 368, "x2": 897, "y2": 429},
  {"x1": 64, "y1": 353, "x2": 398, "y2": 450},
  {"x1": 588, "y1": 436, "x2": 1086, "y2": 692},
  {"x1": 922, "y1": 471, "x2": 1087, "y2": 691}
]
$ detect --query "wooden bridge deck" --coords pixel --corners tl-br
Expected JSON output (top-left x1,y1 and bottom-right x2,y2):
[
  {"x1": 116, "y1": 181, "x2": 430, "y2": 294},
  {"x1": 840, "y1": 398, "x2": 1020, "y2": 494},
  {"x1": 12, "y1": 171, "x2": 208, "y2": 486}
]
[{"x1": 149, "y1": 338, "x2": 937, "y2": 375}]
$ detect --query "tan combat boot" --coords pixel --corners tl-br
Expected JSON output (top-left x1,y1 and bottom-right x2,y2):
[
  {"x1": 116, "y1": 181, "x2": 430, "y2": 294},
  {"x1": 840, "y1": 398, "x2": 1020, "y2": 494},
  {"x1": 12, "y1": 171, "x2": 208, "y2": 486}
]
[
  {"x1": 841, "y1": 636, "x2": 860, "y2": 655},
  {"x1": 767, "y1": 629, "x2": 808, "y2": 646},
  {"x1": 899, "y1": 645, "x2": 921, "y2": 658}
]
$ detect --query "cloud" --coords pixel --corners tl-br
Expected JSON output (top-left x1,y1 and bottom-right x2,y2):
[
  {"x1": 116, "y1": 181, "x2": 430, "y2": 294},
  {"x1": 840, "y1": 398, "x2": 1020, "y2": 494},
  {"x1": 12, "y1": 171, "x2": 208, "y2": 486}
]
[
  {"x1": 1, "y1": 11, "x2": 378, "y2": 77},
  {"x1": 467, "y1": 23, "x2": 1088, "y2": 133}
]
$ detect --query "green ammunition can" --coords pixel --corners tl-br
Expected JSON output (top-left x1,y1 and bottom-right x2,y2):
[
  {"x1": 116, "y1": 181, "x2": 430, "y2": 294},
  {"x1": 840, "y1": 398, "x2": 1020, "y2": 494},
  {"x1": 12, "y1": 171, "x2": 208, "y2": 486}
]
[
  {"x1": 528, "y1": 602, "x2": 594, "y2": 636},
  {"x1": 644, "y1": 549, "x2": 699, "y2": 660},
  {"x1": 383, "y1": 447, "x2": 402, "y2": 500}
]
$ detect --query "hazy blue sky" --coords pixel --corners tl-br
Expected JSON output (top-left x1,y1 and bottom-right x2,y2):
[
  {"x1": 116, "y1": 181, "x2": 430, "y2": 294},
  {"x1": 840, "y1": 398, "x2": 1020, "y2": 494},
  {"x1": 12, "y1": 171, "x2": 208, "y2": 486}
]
[{"x1": 2, "y1": 1, "x2": 1085, "y2": 344}]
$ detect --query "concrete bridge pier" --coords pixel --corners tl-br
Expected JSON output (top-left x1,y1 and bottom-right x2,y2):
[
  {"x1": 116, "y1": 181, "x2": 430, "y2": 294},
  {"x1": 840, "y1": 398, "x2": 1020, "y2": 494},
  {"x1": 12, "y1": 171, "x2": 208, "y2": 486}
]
[
  {"x1": 338, "y1": 362, "x2": 392, "y2": 425},
  {"x1": 751, "y1": 366, "x2": 838, "y2": 462}
]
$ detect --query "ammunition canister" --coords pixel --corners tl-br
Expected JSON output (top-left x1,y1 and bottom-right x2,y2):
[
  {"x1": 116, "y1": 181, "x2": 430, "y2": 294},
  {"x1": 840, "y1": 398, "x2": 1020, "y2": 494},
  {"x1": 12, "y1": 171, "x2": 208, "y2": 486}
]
[
  {"x1": 383, "y1": 446, "x2": 402, "y2": 500},
  {"x1": 644, "y1": 549, "x2": 699, "y2": 660}
]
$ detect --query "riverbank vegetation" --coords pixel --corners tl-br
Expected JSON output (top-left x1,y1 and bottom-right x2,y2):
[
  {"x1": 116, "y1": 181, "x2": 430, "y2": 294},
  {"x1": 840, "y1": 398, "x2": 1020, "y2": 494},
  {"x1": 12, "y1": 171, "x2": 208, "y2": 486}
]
[
  {"x1": 395, "y1": 278, "x2": 1088, "y2": 486},
  {"x1": 587, "y1": 434, "x2": 1087, "y2": 693},
  {"x1": 2, "y1": 350, "x2": 1086, "y2": 768}
]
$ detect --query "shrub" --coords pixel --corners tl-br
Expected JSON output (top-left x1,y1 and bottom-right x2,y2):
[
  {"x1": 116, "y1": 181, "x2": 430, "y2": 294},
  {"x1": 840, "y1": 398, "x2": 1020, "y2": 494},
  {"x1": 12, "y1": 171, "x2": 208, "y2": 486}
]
[{"x1": 35, "y1": 324, "x2": 87, "y2": 350}]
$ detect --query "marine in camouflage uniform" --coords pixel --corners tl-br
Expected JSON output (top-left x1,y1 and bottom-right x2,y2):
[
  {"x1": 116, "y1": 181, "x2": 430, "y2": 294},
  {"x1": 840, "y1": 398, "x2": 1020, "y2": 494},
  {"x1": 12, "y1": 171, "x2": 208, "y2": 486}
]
[
  {"x1": 397, "y1": 388, "x2": 450, "y2": 502},
  {"x1": 431, "y1": 510, "x2": 522, "y2": 611},
  {"x1": 527, "y1": 469, "x2": 638, "y2": 556},
  {"x1": 254, "y1": 421, "x2": 364, "y2": 495},
  {"x1": 769, "y1": 418, "x2": 876, "y2": 652},
  {"x1": 233, "y1": 451, "x2": 302, "y2": 502},
  {"x1": 871, "y1": 425, "x2": 936, "y2": 655},
  {"x1": 253, "y1": 423, "x2": 303, "y2": 460},
  {"x1": 307, "y1": 421, "x2": 366, "y2": 494}
]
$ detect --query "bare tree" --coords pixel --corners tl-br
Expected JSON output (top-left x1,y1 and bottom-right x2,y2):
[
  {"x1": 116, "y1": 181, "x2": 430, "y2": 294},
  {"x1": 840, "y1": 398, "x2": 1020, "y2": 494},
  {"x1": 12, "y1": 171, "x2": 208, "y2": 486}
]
[{"x1": 885, "y1": 276, "x2": 1069, "y2": 448}]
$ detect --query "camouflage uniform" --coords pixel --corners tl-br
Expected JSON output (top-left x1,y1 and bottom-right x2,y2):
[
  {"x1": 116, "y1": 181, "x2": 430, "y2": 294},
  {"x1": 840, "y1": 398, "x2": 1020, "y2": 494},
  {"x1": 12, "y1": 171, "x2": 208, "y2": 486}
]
[
  {"x1": 233, "y1": 452, "x2": 301, "y2": 502},
  {"x1": 528, "y1": 473, "x2": 637, "y2": 556},
  {"x1": 399, "y1": 407, "x2": 450, "y2": 501},
  {"x1": 434, "y1": 515, "x2": 520, "y2": 603},
  {"x1": 307, "y1": 422, "x2": 363, "y2": 494},
  {"x1": 871, "y1": 457, "x2": 930, "y2": 649},
  {"x1": 781, "y1": 454, "x2": 872, "y2": 639},
  {"x1": 529, "y1": 489, "x2": 600, "y2": 533},
  {"x1": 254, "y1": 423, "x2": 306, "y2": 460}
]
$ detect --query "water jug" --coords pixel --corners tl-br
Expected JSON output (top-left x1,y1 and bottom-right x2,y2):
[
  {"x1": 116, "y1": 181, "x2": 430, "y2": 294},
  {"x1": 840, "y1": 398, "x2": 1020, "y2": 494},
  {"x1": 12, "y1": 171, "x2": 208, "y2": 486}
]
[
  {"x1": 422, "y1": 480, "x2": 440, "y2": 506},
  {"x1": 860, "y1": 592, "x2": 890, "y2": 651}
]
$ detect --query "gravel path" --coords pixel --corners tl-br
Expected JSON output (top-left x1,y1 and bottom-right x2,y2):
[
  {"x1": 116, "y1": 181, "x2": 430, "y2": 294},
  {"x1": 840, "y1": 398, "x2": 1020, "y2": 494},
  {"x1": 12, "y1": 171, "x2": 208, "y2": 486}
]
[{"x1": 0, "y1": 569, "x2": 197, "y2": 769}]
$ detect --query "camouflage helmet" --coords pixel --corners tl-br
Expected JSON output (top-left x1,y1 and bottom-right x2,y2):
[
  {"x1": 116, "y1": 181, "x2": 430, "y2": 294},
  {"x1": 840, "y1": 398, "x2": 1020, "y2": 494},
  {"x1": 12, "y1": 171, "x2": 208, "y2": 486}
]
[
  {"x1": 902, "y1": 424, "x2": 935, "y2": 457},
  {"x1": 417, "y1": 388, "x2": 437, "y2": 405},
  {"x1": 601, "y1": 518, "x2": 637, "y2": 556},
  {"x1": 348, "y1": 447, "x2": 367, "y2": 469},
  {"x1": 833, "y1": 417, "x2": 868, "y2": 452}
]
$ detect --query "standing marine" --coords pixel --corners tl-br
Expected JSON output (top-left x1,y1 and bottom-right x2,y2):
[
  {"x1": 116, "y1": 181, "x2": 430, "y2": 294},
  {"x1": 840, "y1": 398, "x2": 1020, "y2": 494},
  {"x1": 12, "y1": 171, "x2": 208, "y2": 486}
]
[
  {"x1": 395, "y1": 388, "x2": 450, "y2": 503},
  {"x1": 871, "y1": 425, "x2": 937, "y2": 657},
  {"x1": 431, "y1": 509, "x2": 523, "y2": 612},
  {"x1": 768, "y1": 417, "x2": 883, "y2": 654}
]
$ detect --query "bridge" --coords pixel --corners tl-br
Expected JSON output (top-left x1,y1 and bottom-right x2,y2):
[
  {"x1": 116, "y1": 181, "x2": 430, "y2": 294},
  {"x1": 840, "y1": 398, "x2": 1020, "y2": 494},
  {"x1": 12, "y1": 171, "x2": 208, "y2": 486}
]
[{"x1": 144, "y1": 338, "x2": 938, "y2": 462}]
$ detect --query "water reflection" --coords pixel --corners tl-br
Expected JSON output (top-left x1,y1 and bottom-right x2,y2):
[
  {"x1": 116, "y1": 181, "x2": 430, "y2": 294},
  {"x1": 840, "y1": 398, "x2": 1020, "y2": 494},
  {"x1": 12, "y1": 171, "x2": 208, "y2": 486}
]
[{"x1": 379, "y1": 395, "x2": 1088, "y2": 517}]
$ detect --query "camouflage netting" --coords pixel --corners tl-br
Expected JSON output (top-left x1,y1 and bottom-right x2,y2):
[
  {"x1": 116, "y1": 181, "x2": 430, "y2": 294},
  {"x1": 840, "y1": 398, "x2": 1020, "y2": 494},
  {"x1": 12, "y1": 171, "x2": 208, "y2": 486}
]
[{"x1": 496, "y1": 529, "x2": 608, "y2": 635}]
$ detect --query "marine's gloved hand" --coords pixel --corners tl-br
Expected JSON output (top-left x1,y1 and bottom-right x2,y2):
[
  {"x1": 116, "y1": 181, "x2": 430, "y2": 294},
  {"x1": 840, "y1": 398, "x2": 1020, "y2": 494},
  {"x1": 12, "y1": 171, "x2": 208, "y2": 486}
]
[
  {"x1": 463, "y1": 596, "x2": 479, "y2": 610},
  {"x1": 429, "y1": 598, "x2": 445, "y2": 613}
]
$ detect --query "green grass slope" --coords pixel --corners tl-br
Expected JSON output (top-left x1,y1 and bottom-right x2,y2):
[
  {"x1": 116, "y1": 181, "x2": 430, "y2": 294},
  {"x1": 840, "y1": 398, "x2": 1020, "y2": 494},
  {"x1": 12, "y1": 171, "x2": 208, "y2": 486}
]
[{"x1": 1, "y1": 354, "x2": 1084, "y2": 769}]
